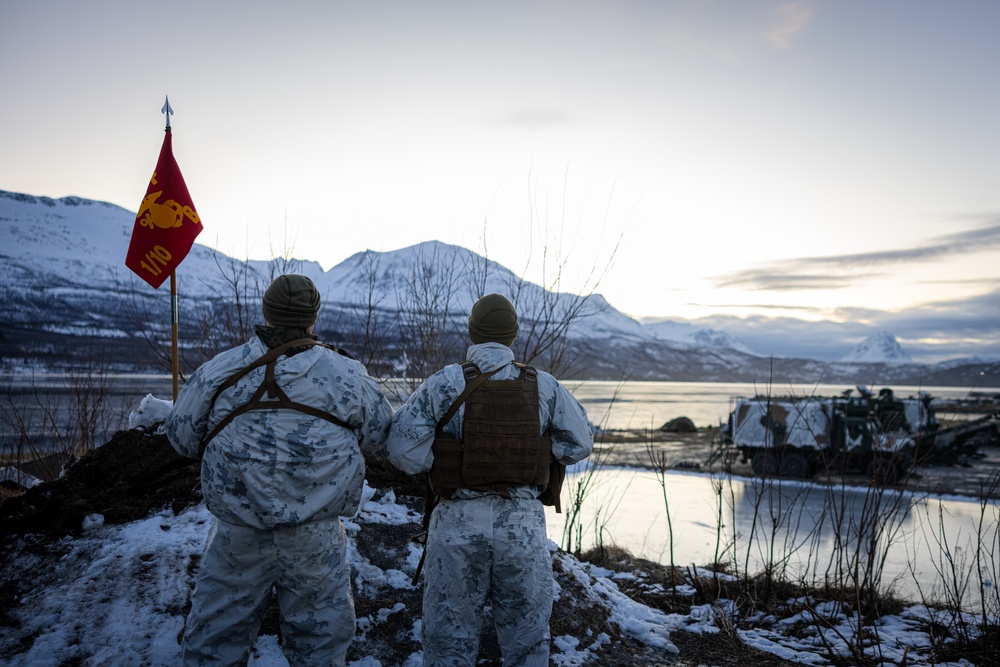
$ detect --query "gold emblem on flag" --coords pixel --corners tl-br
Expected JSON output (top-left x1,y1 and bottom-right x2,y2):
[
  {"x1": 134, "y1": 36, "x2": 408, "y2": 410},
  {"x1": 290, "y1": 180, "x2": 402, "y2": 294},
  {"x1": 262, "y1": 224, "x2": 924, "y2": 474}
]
[{"x1": 138, "y1": 188, "x2": 200, "y2": 230}]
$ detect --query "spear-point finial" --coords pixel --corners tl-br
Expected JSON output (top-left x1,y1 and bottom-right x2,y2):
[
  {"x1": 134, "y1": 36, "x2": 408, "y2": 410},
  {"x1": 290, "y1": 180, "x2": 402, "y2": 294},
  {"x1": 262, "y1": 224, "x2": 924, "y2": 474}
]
[{"x1": 161, "y1": 95, "x2": 174, "y2": 130}]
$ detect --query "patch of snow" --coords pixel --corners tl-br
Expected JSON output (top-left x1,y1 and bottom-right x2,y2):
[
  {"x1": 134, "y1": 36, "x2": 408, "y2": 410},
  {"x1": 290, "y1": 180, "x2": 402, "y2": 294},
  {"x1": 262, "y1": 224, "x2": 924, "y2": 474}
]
[
  {"x1": 357, "y1": 603, "x2": 407, "y2": 642},
  {"x1": 1, "y1": 505, "x2": 213, "y2": 666},
  {"x1": 551, "y1": 632, "x2": 611, "y2": 666},
  {"x1": 554, "y1": 551, "x2": 681, "y2": 653},
  {"x1": 247, "y1": 636, "x2": 289, "y2": 666},
  {"x1": 81, "y1": 513, "x2": 105, "y2": 532},
  {"x1": 400, "y1": 652, "x2": 423, "y2": 667},
  {"x1": 40, "y1": 324, "x2": 130, "y2": 337},
  {"x1": 739, "y1": 627, "x2": 829, "y2": 665},
  {"x1": 128, "y1": 394, "x2": 174, "y2": 430},
  {"x1": 346, "y1": 657, "x2": 382, "y2": 667}
]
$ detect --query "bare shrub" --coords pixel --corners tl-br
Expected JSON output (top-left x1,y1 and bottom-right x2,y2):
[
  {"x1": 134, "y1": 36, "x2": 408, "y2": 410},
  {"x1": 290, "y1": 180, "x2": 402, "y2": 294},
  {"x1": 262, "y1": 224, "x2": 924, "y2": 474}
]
[{"x1": 0, "y1": 356, "x2": 129, "y2": 487}]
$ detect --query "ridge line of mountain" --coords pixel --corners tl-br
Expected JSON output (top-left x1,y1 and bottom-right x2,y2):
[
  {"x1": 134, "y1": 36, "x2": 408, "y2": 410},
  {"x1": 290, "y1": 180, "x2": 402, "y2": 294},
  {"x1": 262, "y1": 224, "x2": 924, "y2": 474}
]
[{"x1": 2, "y1": 189, "x2": 997, "y2": 386}]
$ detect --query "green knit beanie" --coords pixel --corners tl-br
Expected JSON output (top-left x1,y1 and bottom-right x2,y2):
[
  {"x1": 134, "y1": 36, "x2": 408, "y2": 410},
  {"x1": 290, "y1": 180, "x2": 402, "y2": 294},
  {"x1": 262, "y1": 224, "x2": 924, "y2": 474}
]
[
  {"x1": 262, "y1": 274, "x2": 321, "y2": 328},
  {"x1": 468, "y1": 294, "x2": 519, "y2": 346}
]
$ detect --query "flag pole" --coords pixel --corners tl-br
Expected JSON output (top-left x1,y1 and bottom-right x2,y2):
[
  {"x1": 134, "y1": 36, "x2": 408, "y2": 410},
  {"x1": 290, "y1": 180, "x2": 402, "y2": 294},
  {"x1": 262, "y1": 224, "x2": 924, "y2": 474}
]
[
  {"x1": 162, "y1": 95, "x2": 180, "y2": 401},
  {"x1": 171, "y1": 271, "x2": 179, "y2": 400},
  {"x1": 126, "y1": 94, "x2": 202, "y2": 400}
]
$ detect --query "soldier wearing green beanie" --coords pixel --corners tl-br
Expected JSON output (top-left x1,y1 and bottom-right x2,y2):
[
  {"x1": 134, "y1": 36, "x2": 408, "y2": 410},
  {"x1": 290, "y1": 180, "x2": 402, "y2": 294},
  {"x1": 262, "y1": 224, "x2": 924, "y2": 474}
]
[
  {"x1": 167, "y1": 273, "x2": 392, "y2": 667},
  {"x1": 386, "y1": 293, "x2": 593, "y2": 667},
  {"x1": 262, "y1": 274, "x2": 321, "y2": 329},
  {"x1": 467, "y1": 293, "x2": 519, "y2": 346},
  {"x1": 255, "y1": 274, "x2": 323, "y2": 349}
]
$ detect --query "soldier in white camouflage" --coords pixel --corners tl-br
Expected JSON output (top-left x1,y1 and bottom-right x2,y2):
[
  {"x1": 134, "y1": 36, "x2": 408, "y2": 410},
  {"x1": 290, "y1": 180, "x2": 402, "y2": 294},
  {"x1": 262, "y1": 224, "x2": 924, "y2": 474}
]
[
  {"x1": 386, "y1": 293, "x2": 593, "y2": 667},
  {"x1": 166, "y1": 274, "x2": 392, "y2": 667}
]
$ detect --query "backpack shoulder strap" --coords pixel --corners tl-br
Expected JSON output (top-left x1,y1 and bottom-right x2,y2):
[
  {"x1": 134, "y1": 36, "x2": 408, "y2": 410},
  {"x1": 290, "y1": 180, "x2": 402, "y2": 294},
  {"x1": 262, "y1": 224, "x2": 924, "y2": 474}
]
[
  {"x1": 435, "y1": 362, "x2": 502, "y2": 431},
  {"x1": 197, "y1": 338, "x2": 351, "y2": 457},
  {"x1": 208, "y1": 338, "x2": 326, "y2": 405},
  {"x1": 511, "y1": 362, "x2": 538, "y2": 383}
]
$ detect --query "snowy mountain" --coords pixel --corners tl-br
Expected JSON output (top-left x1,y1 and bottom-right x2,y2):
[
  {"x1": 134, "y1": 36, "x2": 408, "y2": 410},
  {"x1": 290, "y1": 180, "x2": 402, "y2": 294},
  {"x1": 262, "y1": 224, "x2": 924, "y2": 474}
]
[
  {"x1": 0, "y1": 190, "x2": 739, "y2": 379},
  {"x1": 0, "y1": 191, "x2": 632, "y2": 333},
  {"x1": 840, "y1": 331, "x2": 913, "y2": 365},
  {"x1": 1, "y1": 189, "x2": 996, "y2": 386},
  {"x1": 640, "y1": 318, "x2": 756, "y2": 355}
]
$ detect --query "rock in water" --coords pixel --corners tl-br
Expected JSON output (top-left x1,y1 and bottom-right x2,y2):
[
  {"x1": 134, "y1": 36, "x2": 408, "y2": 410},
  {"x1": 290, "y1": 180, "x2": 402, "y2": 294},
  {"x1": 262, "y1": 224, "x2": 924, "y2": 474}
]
[{"x1": 660, "y1": 416, "x2": 696, "y2": 433}]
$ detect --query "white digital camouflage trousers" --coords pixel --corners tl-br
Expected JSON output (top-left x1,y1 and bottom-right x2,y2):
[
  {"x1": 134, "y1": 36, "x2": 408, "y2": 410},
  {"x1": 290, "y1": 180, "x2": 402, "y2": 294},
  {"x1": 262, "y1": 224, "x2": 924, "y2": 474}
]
[
  {"x1": 182, "y1": 517, "x2": 355, "y2": 667},
  {"x1": 422, "y1": 495, "x2": 553, "y2": 667}
]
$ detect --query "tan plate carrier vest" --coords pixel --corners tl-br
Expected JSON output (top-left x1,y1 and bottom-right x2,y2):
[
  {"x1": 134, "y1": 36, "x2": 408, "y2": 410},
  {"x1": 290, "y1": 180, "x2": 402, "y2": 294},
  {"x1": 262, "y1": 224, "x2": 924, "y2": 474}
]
[
  {"x1": 412, "y1": 361, "x2": 565, "y2": 585},
  {"x1": 429, "y1": 362, "x2": 552, "y2": 500}
]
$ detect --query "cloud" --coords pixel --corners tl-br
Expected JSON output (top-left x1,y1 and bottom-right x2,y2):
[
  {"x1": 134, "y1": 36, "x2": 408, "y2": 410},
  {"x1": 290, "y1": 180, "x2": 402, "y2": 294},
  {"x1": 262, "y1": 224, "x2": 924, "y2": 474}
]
[
  {"x1": 714, "y1": 217, "x2": 1000, "y2": 291},
  {"x1": 692, "y1": 312, "x2": 867, "y2": 361},
  {"x1": 688, "y1": 301, "x2": 818, "y2": 312},
  {"x1": 715, "y1": 270, "x2": 881, "y2": 291},
  {"x1": 824, "y1": 220, "x2": 1000, "y2": 266},
  {"x1": 878, "y1": 290, "x2": 1000, "y2": 335},
  {"x1": 766, "y1": 2, "x2": 816, "y2": 49},
  {"x1": 690, "y1": 284, "x2": 1000, "y2": 363},
  {"x1": 650, "y1": 2, "x2": 817, "y2": 63}
]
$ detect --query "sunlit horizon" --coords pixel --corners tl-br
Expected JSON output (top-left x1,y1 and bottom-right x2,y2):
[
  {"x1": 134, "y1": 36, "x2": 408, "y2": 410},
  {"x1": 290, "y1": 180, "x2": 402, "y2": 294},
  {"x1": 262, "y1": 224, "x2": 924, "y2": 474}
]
[{"x1": 2, "y1": 1, "x2": 998, "y2": 360}]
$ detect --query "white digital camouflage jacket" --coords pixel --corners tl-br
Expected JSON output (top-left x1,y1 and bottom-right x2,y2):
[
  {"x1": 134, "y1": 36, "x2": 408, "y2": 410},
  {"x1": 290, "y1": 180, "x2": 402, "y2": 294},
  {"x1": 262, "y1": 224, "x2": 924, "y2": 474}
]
[
  {"x1": 166, "y1": 336, "x2": 392, "y2": 530},
  {"x1": 386, "y1": 342, "x2": 594, "y2": 499}
]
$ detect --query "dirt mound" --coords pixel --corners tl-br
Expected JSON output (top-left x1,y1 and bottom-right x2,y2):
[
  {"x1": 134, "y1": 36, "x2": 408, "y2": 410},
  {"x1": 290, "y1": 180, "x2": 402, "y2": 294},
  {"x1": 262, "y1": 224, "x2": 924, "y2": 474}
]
[
  {"x1": 0, "y1": 427, "x2": 427, "y2": 540},
  {"x1": 0, "y1": 428, "x2": 202, "y2": 538}
]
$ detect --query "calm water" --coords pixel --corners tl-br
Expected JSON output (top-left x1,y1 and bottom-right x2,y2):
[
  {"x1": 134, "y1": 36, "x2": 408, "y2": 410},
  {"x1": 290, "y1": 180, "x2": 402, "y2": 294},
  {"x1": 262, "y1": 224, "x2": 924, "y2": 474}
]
[
  {"x1": 3, "y1": 374, "x2": 997, "y2": 459},
  {"x1": 563, "y1": 380, "x2": 1000, "y2": 430},
  {"x1": 4, "y1": 373, "x2": 998, "y2": 607},
  {"x1": 4, "y1": 374, "x2": 996, "y2": 437},
  {"x1": 0, "y1": 373, "x2": 176, "y2": 455},
  {"x1": 545, "y1": 467, "x2": 1000, "y2": 608}
]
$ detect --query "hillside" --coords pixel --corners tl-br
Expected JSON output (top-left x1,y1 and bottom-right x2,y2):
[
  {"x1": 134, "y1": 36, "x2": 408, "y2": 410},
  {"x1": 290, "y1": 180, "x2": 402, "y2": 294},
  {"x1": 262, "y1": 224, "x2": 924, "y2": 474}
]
[{"x1": 1, "y1": 190, "x2": 997, "y2": 386}]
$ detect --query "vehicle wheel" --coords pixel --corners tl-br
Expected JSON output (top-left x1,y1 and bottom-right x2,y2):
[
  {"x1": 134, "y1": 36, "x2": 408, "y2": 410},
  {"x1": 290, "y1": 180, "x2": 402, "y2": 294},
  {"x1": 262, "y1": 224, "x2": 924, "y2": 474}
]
[
  {"x1": 751, "y1": 450, "x2": 779, "y2": 477},
  {"x1": 867, "y1": 457, "x2": 900, "y2": 485},
  {"x1": 780, "y1": 451, "x2": 810, "y2": 479}
]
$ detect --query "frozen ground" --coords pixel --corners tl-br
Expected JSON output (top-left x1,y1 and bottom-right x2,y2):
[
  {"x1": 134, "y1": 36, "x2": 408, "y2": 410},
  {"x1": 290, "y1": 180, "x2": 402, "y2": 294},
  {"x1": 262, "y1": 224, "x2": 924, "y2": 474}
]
[{"x1": 0, "y1": 397, "x2": 994, "y2": 666}]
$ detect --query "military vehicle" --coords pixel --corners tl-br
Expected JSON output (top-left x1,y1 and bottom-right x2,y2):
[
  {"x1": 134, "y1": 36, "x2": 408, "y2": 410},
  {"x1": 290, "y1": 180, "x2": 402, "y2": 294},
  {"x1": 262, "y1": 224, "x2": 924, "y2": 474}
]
[{"x1": 724, "y1": 387, "x2": 999, "y2": 482}]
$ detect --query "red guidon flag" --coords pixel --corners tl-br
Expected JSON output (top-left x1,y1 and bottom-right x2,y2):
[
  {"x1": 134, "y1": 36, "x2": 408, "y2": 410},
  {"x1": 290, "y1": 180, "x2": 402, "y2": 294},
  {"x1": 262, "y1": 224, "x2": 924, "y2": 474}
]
[{"x1": 125, "y1": 129, "x2": 203, "y2": 288}]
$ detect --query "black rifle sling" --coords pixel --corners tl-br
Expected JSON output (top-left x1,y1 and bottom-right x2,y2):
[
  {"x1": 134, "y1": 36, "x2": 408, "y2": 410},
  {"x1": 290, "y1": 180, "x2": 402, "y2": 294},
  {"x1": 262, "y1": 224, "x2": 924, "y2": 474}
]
[
  {"x1": 412, "y1": 361, "x2": 504, "y2": 585},
  {"x1": 197, "y1": 338, "x2": 353, "y2": 457}
]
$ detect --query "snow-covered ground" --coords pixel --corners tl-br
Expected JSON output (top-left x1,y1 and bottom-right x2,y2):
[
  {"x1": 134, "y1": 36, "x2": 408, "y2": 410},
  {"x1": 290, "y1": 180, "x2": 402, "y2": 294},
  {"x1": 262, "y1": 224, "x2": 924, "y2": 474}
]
[
  {"x1": 0, "y1": 480, "x2": 681, "y2": 666},
  {"x1": 2, "y1": 482, "x2": 990, "y2": 666},
  {"x1": 0, "y1": 397, "x2": 994, "y2": 666}
]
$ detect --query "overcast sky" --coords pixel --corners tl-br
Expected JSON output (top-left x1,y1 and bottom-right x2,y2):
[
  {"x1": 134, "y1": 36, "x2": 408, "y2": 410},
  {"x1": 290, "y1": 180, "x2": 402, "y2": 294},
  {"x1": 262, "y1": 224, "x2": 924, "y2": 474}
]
[{"x1": 2, "y1": 1, "x2": 998, "y2": 363}]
